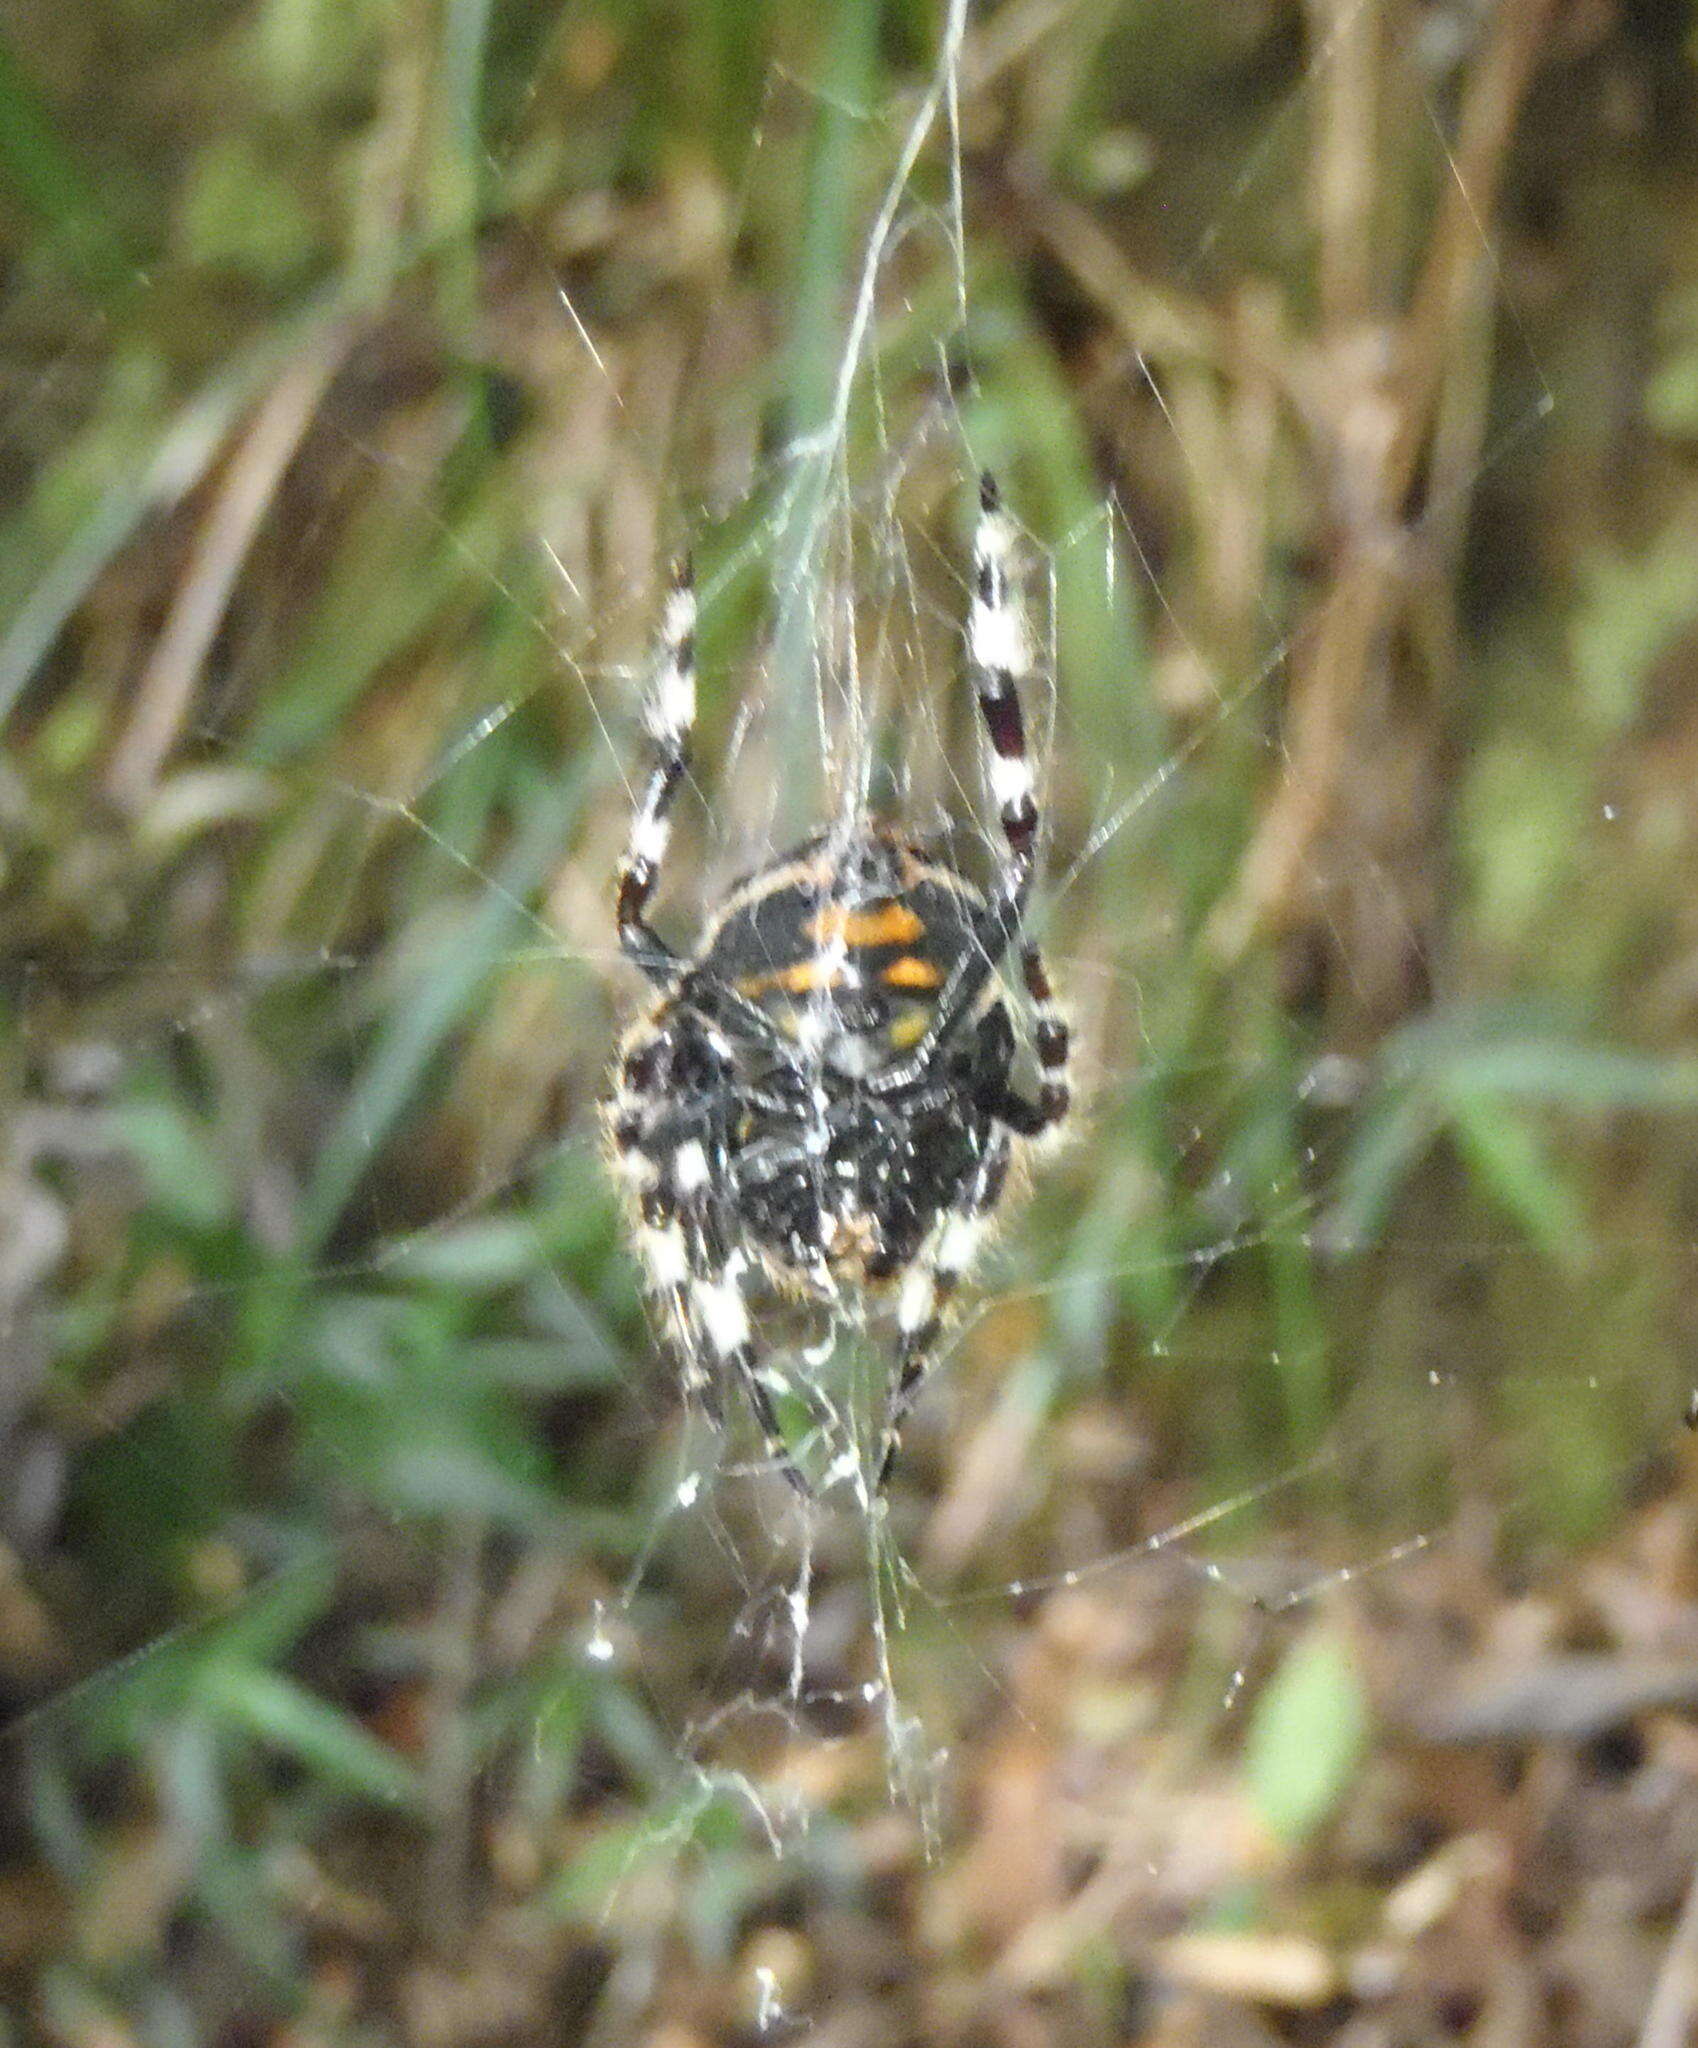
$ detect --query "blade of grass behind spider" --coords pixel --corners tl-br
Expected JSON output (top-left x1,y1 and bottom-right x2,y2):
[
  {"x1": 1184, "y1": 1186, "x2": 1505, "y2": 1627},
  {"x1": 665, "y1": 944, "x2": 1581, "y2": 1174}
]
[
  {"x1": 425, "y1": 0, "x2": 495, "y2": 330},
  {"x1": 0, "y1": 290, "x2": 362, "y2": 732},
  {"x1": 296, "y1": 750, "x2": 590, "y2": 1255},
  {"x1": 247, "y1": 447, "x2": 529, "y2": 766}
]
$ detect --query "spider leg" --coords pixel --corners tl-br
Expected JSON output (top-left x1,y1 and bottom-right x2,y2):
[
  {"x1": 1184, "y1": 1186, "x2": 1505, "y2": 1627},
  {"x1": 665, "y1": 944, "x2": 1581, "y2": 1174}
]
[
  {"x1": 613, "y1": 1070, "x2": 727, "y2": 1424},
  {"x1": 614, "y1": 1044, "x2": 812, "y2": 1492},
  {"x1": 867, "y1": 472, "x2": 1048, "y2": 1097},
  {"x1": 616, "y1": 556, "x2": 696, "y2": 984},
  {"x1": 629, "y1": 1206, "x2": 716, "y2": 1409},
  {"x1": 991, "y1": 941, "x2": 1072, "y2": 1138},
  {"x1": 877, "y1": 1137, "x2": 1011, "y2": 1487},
  {"x1": 680, "y1": 1194, "x2": 813, "y2": 1498},
  {"x1": 970, "y1": 471, "x2": 1041, "y2": 920},
  {"x1": 732, "y1": 1347, "x2": 812, "y2": 1498}
]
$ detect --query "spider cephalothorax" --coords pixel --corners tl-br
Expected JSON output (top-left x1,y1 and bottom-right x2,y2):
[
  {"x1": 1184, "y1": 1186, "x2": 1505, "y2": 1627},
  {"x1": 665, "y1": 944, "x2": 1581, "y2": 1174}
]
[{"x1": 606, "y1": 476, "x2": 1070, "y2": 1491}]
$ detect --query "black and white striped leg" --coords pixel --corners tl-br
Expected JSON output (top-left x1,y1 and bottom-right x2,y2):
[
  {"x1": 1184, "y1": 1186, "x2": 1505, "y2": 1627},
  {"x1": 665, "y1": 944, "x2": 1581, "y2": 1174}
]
[
  {"x1": 626, "y1": 1197, "x2": 715, "y2": 1420},
  {"x1": 730, "y1": 1346, "x2": 811, "y2": 1497},
  {"x1": 616, "y1": 557, "x2": 697, "y2": 983},
  {"x1": 997, "y1": 941, "x2": 1071, "y2": 1139},
  {"x1": 619, "y1": 1119, "x2": 713, "y2": 1386},
  {"x1": 682, "y1": 1210, "x2": 812, "y2": 1497},
  {"x1": 655, "y1": 1256, "x2": 718, "y2": 1412},
  {"x1": 863, "y1": 475, "x2": 1047, "y2": 1092},
  {"x1": 877, "y1": 1140, "x2": 1012, "y2": 1486},
  {"x1": 970, "y1": 473, "x2": 1040, "y2": 907}
]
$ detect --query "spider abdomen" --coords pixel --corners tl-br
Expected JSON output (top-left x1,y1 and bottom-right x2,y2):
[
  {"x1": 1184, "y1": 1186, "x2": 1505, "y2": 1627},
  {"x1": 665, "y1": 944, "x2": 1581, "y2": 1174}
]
[
  {"x1": 696, "y1": 825, "x2": 987, "y2": 1078},
  {"x1": 728, "y1": 1081, "x2": 1004, "y2": 1297}
]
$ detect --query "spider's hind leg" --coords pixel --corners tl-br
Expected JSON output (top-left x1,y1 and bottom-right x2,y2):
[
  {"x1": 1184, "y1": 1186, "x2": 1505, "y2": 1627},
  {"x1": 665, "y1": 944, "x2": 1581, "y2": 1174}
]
[
  {"x1": 877, "y1": 1136, "x2": 1012, "y2": 1487},
  {"x1": 685, "y1": 1241, "x2": 814, "y2": 1499},
  {"x1": 628, "y1": 1203, "x2": 718, "y2": 1425}
]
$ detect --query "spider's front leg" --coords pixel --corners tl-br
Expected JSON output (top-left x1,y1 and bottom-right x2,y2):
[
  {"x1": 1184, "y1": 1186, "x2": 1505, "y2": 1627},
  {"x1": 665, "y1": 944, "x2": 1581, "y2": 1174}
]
[
  {"x1": 970, "y1": 472, "x2": 1041, "y2": 913},
  {"x1": 616, "y1": 556, "x2": 696, "y2": 984},
  {"x1": 991, "y1": 942, "x2": 1072, "y2": 1139},
  {"x1": 876, "y1": 471, "x2": 1050, "y2": 1083}
]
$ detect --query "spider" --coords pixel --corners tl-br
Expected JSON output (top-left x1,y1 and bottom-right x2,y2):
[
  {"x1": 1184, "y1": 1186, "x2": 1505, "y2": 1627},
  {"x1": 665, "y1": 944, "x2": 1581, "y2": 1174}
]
[{"x1": 605, "y1": 474, "x2": 1070, "y2": 1493}]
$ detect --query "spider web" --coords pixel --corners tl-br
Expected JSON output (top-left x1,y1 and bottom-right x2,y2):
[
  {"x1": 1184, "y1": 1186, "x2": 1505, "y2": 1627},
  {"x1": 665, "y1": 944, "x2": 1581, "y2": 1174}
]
[{"x1": 4, "y1": 0, "x2": 1696, "y2": 2038}]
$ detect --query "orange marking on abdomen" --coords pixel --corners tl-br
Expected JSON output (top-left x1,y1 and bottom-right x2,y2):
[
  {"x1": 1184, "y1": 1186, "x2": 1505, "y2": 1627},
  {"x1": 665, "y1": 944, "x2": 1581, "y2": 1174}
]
[
  {"x1": 735, "y1": 958, "x2": 846, "y2": 999},
  {"x1": 806, "y1": 900, "x2": 924, "y2": 949},
  {"x1": 882, "y1": 955, "x2": 942, "y2": 990}
]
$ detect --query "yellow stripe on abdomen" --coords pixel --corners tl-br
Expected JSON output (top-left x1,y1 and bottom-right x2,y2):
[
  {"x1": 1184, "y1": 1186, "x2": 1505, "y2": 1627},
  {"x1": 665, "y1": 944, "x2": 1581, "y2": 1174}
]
[
  {"x1": 805, "y1": 901, "x2": 924, "y2": 949},
  {"x1": 882, "y1": 955, "x2": 942, "y2": 990}
]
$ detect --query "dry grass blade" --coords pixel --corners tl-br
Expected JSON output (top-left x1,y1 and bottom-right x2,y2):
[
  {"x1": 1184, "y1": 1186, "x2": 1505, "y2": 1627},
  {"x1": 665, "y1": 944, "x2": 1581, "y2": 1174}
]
[{"x1": 104, "y1": 317, "x2": 360, "y2": 810}]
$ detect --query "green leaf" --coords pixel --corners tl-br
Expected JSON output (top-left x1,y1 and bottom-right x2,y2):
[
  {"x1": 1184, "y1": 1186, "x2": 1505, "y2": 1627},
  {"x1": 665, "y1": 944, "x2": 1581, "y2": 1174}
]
[
  {"x1": 108, "y1": 1097, "x2": 234, "y2": 1233},
  {"x1": 203, "y1": 1666, "x2": 423, "y2": 1812},
  {"x1": 1569, "y1": 537, "x2": 1698, "y2": 736},
  {"x1": 1244, "y1": 1626, "x2": 1369, "y2": 1848},
  {"x1": 1435, "y1": 1038, "x2": 1698, "y2": 1111},
  {"x1": 1321, "y1": 1087, "x2": 1436, "y2": 1252},
  {"x1": 376, "y1": 1440, "x2": 555, "y2": 1528},
  {"x1": 386, "y1": 1216, "x2": 549, "y2": 1290},
  {"x1": 1445, "y1": 1092, "x2": 1591, "y2": 1273},
  {"x1": 179, "y1": 138, "x2": 318, "y2": 285},
  {"x1": 543, "y1": 1779, "x2": 743, "y2": 1920},
  {"x1": 1327, "y1": 1011, "x2": 1698, "y2": 1255}
]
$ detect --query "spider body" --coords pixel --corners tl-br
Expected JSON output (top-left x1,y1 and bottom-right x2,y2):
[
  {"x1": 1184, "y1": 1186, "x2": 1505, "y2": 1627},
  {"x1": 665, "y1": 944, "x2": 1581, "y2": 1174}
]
[
  {"x1": 607, "y1": 477, "x2": 1069, "y2": 1491},
  {"x1": 618, "y1": 826, "x2": 1013, "y2": 1282}
]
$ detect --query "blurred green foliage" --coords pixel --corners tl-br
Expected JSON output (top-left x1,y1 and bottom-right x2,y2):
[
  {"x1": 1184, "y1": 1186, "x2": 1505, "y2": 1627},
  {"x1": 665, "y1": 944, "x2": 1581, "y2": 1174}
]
[{"x1": 4, "y1": 0, "x2": 1698, "y2": 2040}]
